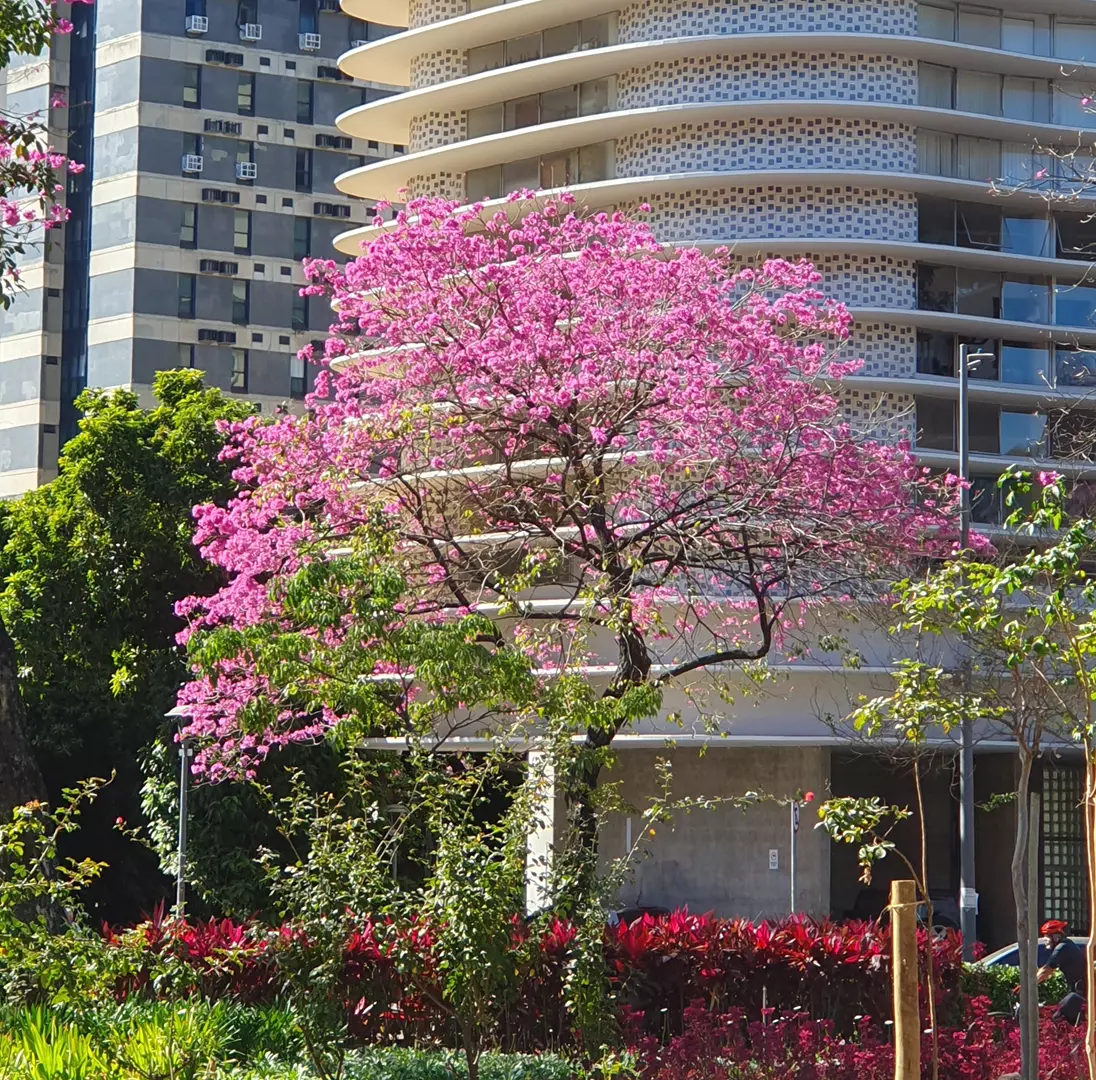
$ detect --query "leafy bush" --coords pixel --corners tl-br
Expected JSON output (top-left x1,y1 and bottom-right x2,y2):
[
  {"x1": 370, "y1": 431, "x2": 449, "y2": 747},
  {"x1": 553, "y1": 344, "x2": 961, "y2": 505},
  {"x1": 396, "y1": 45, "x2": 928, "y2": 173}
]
[
  {"x1": 343, "y1": 1048, "x2": 573, "y2": 1080},
  {"x1": 88, "y1": 910, "x2": 963, "y2": 1048},
  {"x1": 961, "y1": 963, "x2": 1067, "y2": 1014}
]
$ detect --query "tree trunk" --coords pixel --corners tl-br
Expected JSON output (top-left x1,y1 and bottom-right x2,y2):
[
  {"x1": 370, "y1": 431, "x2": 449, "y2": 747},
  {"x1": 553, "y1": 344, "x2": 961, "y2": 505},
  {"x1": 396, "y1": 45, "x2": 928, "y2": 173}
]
[
  {"x1": 1013, "y1": 751, "x2": 1037, "y2": 1080},
  {"x1": 0, "y1": 620, "x2": 45, "y2": 824}
]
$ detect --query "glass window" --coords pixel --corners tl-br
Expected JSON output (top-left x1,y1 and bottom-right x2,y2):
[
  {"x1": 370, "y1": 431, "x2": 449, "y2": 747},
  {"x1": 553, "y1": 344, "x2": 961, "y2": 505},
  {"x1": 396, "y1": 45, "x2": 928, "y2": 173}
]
[
  {"x1": 578, "y1": 16, "x2": 614, "y2": 49},
  {"x1": 290, "y1": 353, "x2": 307, "y2": 399},
  {"x1": 505, "y1": 35, "x2": 541, "y2": 66},
  {"x1": 183, "y1": 133, "x2": 202, "y2": 159},
  {"x1": 1003, "y1": 77, "x2": 1049, "y2": 122},
  {"x1": 917, "y1": 329, "x2": 955, "y2": 375},
  {"x1": 957, "y1": 7, "x2": 1000, "y2": 48},
  {"x1": 182, "y1": 64, "x2": 201, "y2": 108},
  {"x1": 918, "y1": 264, "x2": 956, "y2": 311},
  {"x1": 295, "y1": 149, "x2": 312, "y2": 192},
  {"x1": 579, "y1": 78, "x2": 612, "y2": 116},
  {"x1": 970, "y1": 476, "x2": 1001, "y2": 524},
  {"x1": 467, "y1": 42, "x2": 504, "y2": 75},
  {"x1": 501, "y1": 156, "x2": 539, "y2": 195},
  {"x1": 232, "y1": 280, "x2": 249, "y2": 324},
  {"x1": 177, "y1": 273, "x2": 196, "y2": 319},
  {"x1": 957, "y1": 268, "x2": 1001, "y2": 317},
  {"x1": 1000, "y1": 410, "x2": 1046, "y2": 456},
  {"x1": 540, "y1": 150, "x2": 577, "y2": 190},
  {"x1": 293, "y1": 217, "x2": 311, "y2": 260},
  {"x1": 505, "y1": 96, "x2": 540, "y2": 130},
  {"x1": 1002, "y1": 213, "x2": 1052, "y2": 257},
  {"x1": 1055, "y1": 282, "x2": 1096, "y2": 328},
  {"x1": 916, "y1": 397, "x2": 955, "y2": 449},
  {"x1": 292, "y1": 293, "x2": 308, "y2": 330},
  {"x1": 962, "y1": 335, "x2": 999, "y2": 380},
  {"x1": 956, "y1": 70, "x2": 1001, "y2": 115},
  {"x1": 919, "y1": 3, "x2": 955, "y2": 39},
  {"x1": 1000, "y1": 341, "x2": 1048, "y2": 385},
  {"x1": 1056, "y1": 212, "x2": 1096, "y2": 260},
  {"x1": 467, "y1": 104, "x2": 503, "y2": 138},
  {"x1": 237, "y1": 73, "x2": 254, "y2": 116},
  {"x1": 957, "y1": 202, "x2": 1001, "y2": 249},
  {"x1": 231, "y1": 349, "x2": 248, "y2": 392},
  {"x1": 237, "y1": 0, "x2": 258, "y2": 23},
  {"x1": 918, "y1": 196, "x2": 955, "y2": 244},
  {"x1": 1001, "y1": 16, "x2": 1034, "y2": 52},
  {"x1": 957, "y1": 136, "x2": 1000, "y2": 180},
  {"x1": 1053, "y1": 86, "x2": 1091, "y2": 127},
  {"x1": 542, "y1": 22, "x2": 579, "y2": 55},
  {"x1": 540, "y1": 87, "x2": 578, "y2": 124},
  {"x1": 296, "y1": 80, "x2": 313, "y2": 124},
  {"x1": 1002, "y1": 276, "x2": 1049, "y2": 323},
  {"x1": 969, "y1": 402, "x2": 1000, "y2": 453},
  {"x1": 1054, "y1": 21, "x2": 1096, "y2": 61},
  {"x1": 1057, "y1": 347, "x2": 1096, "y2": 386},
  {"x1": 233, "y1": 210, "x2": 251, "y2": 253},
  {"x1": 919, "y1": 63, "x2": 955, "y2": 109},
  {"x1": 918, "y1": 130, "x2": 957, "y2": 175},
  {"x1": 466, "y1": 165, "x2": 502, "y2": 202},
  {"x1": 179, "y1": 343, "x2": 196, "y2": 369},
  {"x1": 578, "y1": 141, "x2": 612, "y2": 182},
  {"x1": 180, "y1": 204, "x2": 197, "y2": 248}
]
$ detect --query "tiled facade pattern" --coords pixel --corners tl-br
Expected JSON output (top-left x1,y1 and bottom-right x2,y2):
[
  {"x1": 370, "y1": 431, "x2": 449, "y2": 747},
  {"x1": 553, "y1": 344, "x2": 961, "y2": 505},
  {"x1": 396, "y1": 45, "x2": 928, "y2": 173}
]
[
  {"x1": 410, "y1": 49, "x2": 468, "y2": 91},
  {"x1": 410, "y1": 110, "x2": 469, "y2": 152},
  {"x1": 409, "y1": 0, "x2": 470, "y2": 30},
  {"x1": 613, "y1": 118, "x2": 917, "y2": 176},
  {"x1": 616, "y1": 54, "x2": 918, "y2": 109},
  {"x1": 617, "y1": 0, "x2": 917, "y2": 39},
  {"x1": 618, "y1": 186, "x2": 918, "y2": 242}
]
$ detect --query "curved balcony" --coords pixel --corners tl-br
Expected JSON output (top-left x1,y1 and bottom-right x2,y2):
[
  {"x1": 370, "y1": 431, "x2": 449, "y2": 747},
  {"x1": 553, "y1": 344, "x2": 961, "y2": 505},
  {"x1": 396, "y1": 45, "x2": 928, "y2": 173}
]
[
  {"x1": 340, "y1": 30, "x2": 1096, "y2": 106},
  {"x1": 334, "y1": 100, "x2": 1096, "y2": 202},
  {"x1": 332, "y1": 170, "x2": 1096, "y2": 255}
]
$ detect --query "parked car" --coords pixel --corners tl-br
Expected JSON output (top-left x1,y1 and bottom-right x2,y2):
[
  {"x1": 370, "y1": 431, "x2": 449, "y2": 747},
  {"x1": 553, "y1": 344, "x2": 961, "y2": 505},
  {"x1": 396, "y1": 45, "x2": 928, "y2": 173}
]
[
  {"x1": 608, "y1": 905, "x2": 671, "y2": 928},
  {"x1": 977, "y1": 937, "x2": 1089, "y2": 968}
]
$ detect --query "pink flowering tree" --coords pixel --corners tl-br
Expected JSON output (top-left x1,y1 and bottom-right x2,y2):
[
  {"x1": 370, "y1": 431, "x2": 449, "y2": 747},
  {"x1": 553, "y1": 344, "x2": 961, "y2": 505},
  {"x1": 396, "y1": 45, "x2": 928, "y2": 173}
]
[
  {"x1": 178, "y1": 196, "x2": 960, "y2": 881},
  {"x1": 0, "y1": 0, "x2": 90, "y2": 303}
]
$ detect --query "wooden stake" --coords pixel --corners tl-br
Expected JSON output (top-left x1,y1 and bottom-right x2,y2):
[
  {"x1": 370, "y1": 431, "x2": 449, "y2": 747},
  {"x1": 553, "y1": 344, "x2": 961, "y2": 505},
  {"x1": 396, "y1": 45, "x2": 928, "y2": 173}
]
[{"x1": 891, "y1": 879, "x2": 920, "y2": 1080}]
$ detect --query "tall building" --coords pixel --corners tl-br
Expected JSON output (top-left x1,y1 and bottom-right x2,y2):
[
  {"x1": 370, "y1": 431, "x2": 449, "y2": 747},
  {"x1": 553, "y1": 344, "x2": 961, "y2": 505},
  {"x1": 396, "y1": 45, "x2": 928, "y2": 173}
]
[
  {"x1": 334, "y1": 0, "x2": 1096, "y2": 942},
  {"x1": 0, "y1": 0, "x2": 398, "y2": 496}
]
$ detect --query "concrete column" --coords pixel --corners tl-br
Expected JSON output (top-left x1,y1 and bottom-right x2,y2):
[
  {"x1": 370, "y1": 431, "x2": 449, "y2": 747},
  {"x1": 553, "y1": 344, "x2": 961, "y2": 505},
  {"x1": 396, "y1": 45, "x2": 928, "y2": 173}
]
[{"x1": 525, "y1": 748, "x2": 557, "y2": 916}]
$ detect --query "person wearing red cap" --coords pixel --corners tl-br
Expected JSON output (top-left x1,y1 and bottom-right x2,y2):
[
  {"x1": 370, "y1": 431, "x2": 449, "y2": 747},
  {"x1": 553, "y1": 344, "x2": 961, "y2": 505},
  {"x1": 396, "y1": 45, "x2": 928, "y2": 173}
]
[{"x1": 1038, "y1": 920, "x2": 1087, "y2": 1023}]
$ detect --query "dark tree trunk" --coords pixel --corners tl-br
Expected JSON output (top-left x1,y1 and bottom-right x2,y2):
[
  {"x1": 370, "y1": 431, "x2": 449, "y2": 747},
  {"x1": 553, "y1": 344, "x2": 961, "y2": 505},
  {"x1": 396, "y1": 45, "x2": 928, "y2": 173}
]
[{"x1": 0, "y1": 620, "x2": 46, "y2": 823}]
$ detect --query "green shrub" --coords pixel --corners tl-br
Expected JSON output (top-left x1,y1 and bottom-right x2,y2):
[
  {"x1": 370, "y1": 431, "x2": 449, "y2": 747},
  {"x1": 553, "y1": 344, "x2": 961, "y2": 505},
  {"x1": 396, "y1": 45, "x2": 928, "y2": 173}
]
[
  {"x1": 961, "y1": 963, "x2": 1067, "y2": 1012},
  {"x1": 343, "y1": 1048, "x2": 574, "y2": 1080}
]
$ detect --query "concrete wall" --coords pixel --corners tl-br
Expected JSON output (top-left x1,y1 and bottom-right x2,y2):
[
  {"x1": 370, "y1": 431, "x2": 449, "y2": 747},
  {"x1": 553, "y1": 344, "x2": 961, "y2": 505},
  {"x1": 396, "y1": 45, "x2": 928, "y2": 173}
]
[{"x1": 599, "y1": 747, "x2": 831, "y2": 919}]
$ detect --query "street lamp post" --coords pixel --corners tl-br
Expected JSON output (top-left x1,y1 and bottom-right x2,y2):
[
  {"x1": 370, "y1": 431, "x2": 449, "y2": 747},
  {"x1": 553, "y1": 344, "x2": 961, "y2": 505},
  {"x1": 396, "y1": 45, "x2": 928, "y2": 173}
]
[
  {"x1": 166, "y1": 705, "x2": 193, "y2": 918},
  {"x1": 957, "y1": 342, "x2": 995, "y2": 960}
]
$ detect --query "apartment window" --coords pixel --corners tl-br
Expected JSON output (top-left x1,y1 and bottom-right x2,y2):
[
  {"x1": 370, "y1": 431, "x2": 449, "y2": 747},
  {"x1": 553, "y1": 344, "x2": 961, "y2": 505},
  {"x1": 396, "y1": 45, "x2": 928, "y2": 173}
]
[
  {"x1": 970, "y1": 476, "x2": 1002, "y2": 525},
  {"x1": 291, "y1": 292, "x2": 308, "y2": 330},
  {"x1": 916, "y1": 397, "x2": 955, "y2": 450},
  {"x1": 1000, "y1": 410, "x2": 1047, "y2": 456},
  {"x1": 1001, "y1": 276, "x2": 1049, "y2": 323},
  {"x1": 1003, "y1": 76, "x2": 1049, "y2": 122},
  {"x1": 1057, "y1": 347, "x2": 1096, "y2": 386},
  {"x1": 1002, "y1": 14, "x2": 1050, "y2": 55},
  {"x1": 293, "y1": 217, "x2": 311, "y2": 260},
  {"x1": 917, "y1": 264, "x2": 956, "y2": 312},
  {"x1": 296, "y1": 80, "x2": 314, "y2": 124},
  {"x1": 237, "y1": 0, "x2": 258, "y2": 23},
  {"x1": 916, "y1": 330, "x2": 955, "y2": 376},
  {"x1": 1056, "y1": 213, "x2": 1096, "y2": 260},
  {"x1": 233, "y1": 209, "x2": 251, "y2": 254},
  {"x1": 236, "y1": 141, "x2": 254, "y2": 182},
  {"x1": 290, "y1": 353, "x2": 307, "y2": 398},
  {"x1": 232, "y1": 280, "x2": 250, "y2": 324},
  {"x1": 1055, "y1": 282, "x2": 1096, "y2": 329},
  {"x1": 237, "y1": 73, "x2": 255, "y2": 116},
  {"x1": 186, "y1": 0, "x2": 207, "y2": 14},
  {"x1": 1000, "y1": 341, "x2": 1049, "y2": 385},
  {"x1": 299, "y1": 0, "x2": 319, "y2": 34},
  {"x1": 1054, "y1": 21, "x2": 1096, "y2": 61},
  {"x1": 957, "y1": 7, "x2": 1000, "y2": 49},
  {"x1": 182, "y1": 64, "x2": 201, "y2": 108},
  {"x1": 231, "y1": 348, "x2": 248, "y2": 391},
  {"x1": 956, "y1": 70, "x2": 1001, "y2": 115},
  {"x1": 468, "y1": 16, "x2": 615, "y2": 76},
  {"x1": 295, "y1": 149, "x2": 313, "y2": 192},
  {"x1": 180, "y1": 204, "x2": 198, "y2": 248},
  {"x1": 1002, "y1": 212, "x2": 1052, "y2": 257},
  {"x1": 918, "y1": 3, "x2": 955, "y2": 39},
  {"x1": 178, "y1": 273, "x2": 196, "y2": 319},
  {"x1": 179, "y1": 343, "x2": 196, "y2": 368},
  {"x1": 957, "y1": 201, "x2": 1001, "y2": 249},
  {"x1": 919, "y1": 63, "x2": 954, "y2": 109},
  {"x1": 918, "y1": 264, "x2": 1050, "y2": 322},
  {"x1": 957, "y1": 135, "x2": 1000, "y2": 180},
  {"x1": 183, "y1": 133, "x2": 202, "y2": 158}
]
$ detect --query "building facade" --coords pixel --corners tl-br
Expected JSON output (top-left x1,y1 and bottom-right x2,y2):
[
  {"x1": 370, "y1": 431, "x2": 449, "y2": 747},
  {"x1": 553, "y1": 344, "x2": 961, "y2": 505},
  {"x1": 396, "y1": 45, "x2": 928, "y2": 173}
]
[
  {"x1": 333, "y1": 0, "x2": 1096, "y2": 943},
  {"x1": 0, "y1": 0, "x2": 397, "y2": 495}
]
